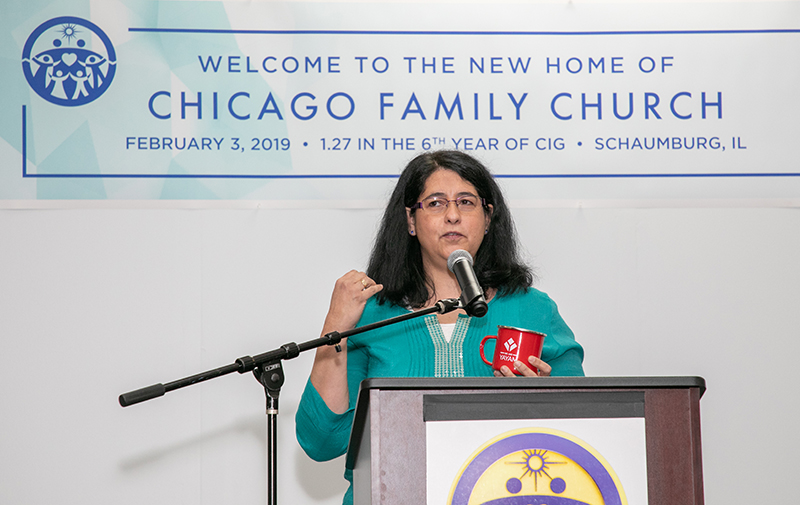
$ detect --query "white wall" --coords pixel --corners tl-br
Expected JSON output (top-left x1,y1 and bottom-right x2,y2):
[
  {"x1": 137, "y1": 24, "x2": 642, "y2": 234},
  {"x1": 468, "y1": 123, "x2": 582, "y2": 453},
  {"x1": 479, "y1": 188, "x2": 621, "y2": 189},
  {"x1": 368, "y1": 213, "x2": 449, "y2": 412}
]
[{"x1": 1, "y1": 204, "x2": 799, "y2": 504}]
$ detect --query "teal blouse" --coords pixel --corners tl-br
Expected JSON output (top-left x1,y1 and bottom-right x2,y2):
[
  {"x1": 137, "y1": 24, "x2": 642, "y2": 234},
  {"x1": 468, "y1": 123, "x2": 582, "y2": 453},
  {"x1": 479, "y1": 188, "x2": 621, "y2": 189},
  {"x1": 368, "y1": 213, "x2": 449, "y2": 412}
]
[{"x1": 295, "y1": 288, "x2": 584, "y2": 504}]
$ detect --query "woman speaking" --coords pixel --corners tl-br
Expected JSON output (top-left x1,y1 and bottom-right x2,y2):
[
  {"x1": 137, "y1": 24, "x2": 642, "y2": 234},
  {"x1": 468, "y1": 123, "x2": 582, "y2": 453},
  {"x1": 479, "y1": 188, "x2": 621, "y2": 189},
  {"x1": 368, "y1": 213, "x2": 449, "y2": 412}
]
[{"x1": 295, "y1": 150, "x2": 584, "y2": 504}]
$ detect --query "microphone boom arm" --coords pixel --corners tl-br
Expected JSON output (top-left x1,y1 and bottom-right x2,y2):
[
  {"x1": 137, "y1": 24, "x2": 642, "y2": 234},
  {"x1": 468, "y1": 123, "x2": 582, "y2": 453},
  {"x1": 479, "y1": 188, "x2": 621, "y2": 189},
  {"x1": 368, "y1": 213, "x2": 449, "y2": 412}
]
[{"x1": 118, "y1": 297, "x2": 463, "y2": 407}]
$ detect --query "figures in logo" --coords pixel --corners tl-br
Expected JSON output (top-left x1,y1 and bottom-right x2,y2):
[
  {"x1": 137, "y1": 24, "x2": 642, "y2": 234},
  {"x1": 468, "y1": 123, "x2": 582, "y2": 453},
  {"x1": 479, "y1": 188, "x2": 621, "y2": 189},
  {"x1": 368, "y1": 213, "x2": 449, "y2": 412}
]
[{"x1": 22, "y1": 17, "x2": 117, "y2": 107}]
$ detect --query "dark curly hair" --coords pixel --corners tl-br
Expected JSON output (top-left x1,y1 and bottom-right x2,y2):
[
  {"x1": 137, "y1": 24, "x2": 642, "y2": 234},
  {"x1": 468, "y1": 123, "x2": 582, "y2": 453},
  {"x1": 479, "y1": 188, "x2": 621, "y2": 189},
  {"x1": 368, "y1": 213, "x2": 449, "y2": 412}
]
[{"x1": 366, "y1": 150, "x2": 533, "y2": 308}]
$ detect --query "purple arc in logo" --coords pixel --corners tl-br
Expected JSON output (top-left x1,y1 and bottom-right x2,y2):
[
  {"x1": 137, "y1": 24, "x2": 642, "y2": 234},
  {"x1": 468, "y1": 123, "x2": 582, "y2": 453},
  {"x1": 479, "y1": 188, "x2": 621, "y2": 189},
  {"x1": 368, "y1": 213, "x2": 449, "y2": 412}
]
[{"x1": 21, "y1": 16, "x2": 117, "y2": 107}]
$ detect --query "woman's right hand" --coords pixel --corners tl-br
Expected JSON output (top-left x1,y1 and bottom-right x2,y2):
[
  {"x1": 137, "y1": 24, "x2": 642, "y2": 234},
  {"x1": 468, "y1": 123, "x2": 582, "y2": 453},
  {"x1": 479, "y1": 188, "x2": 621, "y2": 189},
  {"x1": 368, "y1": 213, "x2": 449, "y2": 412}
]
[
  {"x1": 310, "y1": 271, "x2": 382, "y2": 414},
  {"x1": 321, "y1": 270, "x2": 383, "y2": 335}
]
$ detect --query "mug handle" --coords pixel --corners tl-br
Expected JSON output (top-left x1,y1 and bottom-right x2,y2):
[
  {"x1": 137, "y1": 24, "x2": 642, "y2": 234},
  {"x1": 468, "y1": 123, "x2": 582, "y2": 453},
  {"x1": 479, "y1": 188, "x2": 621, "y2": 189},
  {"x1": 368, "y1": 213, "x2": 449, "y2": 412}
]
[{"x1": 479, "y1": 335, "x2": 496, "y2": 366}]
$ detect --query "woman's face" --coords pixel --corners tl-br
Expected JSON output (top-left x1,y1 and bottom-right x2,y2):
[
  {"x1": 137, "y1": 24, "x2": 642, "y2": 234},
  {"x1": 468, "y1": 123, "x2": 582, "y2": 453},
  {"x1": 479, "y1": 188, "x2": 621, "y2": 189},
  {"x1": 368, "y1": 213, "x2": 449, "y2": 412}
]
[{"x1": 406, "y1": 169, "x2": 492, "y2": 270}]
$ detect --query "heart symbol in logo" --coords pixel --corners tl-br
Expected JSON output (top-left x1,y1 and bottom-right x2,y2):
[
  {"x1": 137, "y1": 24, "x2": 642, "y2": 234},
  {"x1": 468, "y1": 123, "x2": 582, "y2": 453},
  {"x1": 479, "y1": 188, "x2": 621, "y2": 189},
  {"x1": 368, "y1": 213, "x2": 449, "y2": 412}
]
[{"x1": 61, "y1": 53, "x2": 77, "y2": 66}]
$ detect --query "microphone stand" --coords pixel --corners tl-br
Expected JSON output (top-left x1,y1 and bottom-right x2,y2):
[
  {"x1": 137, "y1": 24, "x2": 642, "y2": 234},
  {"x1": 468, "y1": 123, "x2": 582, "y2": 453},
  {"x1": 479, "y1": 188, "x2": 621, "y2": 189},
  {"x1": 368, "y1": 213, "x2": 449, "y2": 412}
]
[{"x1": 119, "y1": 297, "x2": 463, "y2": 505}]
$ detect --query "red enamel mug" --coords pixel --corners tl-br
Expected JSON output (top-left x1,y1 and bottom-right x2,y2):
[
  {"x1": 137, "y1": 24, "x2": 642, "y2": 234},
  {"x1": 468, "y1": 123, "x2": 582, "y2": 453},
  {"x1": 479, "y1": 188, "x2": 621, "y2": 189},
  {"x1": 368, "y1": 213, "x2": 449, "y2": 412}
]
[{"x1": 480, "y1": 325, "x2": 546, "y2": 375}]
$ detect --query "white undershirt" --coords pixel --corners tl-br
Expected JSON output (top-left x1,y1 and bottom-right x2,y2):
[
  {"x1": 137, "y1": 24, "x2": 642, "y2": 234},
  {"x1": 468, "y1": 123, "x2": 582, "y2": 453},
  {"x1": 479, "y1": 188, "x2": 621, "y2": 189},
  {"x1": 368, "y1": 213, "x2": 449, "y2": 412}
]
[{"x1": 440, "y1": 322, "x2": 456, "y2": 343}]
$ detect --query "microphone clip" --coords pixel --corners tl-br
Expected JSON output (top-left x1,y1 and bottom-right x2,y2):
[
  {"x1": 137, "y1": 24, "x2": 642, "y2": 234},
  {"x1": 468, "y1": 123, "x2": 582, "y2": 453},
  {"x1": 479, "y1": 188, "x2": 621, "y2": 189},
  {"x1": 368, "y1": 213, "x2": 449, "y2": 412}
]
[{"x1": 435, "y1": 298, "x2": 462, "y2": 314}]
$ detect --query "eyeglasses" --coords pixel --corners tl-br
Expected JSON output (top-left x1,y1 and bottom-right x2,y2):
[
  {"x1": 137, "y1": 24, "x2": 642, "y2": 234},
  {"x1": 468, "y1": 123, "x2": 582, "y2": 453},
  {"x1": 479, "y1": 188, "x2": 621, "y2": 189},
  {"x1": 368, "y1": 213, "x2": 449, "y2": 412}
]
[{"x1": 412, "y1": 195, "x2": 486, "y2": 214}]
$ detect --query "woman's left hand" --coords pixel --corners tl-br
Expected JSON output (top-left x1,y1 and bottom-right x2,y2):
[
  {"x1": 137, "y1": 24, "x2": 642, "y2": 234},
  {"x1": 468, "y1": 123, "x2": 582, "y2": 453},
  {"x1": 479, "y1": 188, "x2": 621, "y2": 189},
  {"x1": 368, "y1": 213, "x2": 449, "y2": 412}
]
[{"x1": 493, "y1": 355, "x2": 552, "y2": 377}]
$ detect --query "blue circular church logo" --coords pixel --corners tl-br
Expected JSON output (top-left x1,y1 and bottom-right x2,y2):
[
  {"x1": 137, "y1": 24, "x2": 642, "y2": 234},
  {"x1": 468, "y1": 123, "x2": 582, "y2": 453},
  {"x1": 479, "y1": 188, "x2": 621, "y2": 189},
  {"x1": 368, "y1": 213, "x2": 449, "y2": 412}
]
[
  {"x1": 449, "y1": 428, "x2": 628, "y2": 505},
  {"x1": 22, "y1": 16, "x2": 117, "y2": 107}
]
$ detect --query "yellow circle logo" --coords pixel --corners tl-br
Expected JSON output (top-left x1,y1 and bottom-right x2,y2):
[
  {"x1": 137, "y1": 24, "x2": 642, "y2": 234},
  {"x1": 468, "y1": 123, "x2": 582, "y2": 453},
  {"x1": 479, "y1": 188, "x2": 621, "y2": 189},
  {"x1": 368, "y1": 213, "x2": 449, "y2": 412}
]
[{"x1": 448, "y1": 428, "x2": 627, "y2": 505}]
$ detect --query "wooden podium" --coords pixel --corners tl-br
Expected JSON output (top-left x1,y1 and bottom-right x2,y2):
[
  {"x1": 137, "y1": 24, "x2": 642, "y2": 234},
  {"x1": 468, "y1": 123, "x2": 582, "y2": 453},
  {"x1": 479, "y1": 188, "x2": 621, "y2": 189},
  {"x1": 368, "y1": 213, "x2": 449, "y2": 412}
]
[{"x1": 346, "y1": 376, "x2": 705, "y2": 505}]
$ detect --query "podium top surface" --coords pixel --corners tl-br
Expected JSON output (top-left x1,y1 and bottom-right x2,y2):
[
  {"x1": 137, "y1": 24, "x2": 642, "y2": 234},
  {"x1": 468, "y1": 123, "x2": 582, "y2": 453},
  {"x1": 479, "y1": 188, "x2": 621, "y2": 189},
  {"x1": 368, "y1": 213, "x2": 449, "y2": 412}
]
[
  {"x1": 345, "y1": 376, "x2": 705, "y2": 470},
  {"x1": 358, "y1": 376, "x2": 706, "y2": 396}
]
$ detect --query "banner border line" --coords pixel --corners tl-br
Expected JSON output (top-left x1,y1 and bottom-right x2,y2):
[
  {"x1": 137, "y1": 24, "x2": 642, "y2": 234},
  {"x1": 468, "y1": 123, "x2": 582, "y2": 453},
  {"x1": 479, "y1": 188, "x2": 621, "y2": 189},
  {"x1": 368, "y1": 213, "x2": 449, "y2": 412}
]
[
  {"x1": 22, "y1": 105, "x2": 27, "y2": 177},
  {"x1": 127, "y1": 28, "x2": 800, "y2": 36},
  {"x1": 20, "y1": 173, "x2": 800, "y2": 180}
]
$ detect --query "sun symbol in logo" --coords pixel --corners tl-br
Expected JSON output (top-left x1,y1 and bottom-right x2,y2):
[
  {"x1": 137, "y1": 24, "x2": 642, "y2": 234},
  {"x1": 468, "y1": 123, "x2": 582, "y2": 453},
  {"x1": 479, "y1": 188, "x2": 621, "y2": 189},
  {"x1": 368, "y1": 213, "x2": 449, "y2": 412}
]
[
  {"x1": 507, "y1": 449, "x2": 566, "y2": 491},
  {"x1": 58, "y1": 23, "x2": 81, "y2": 44}
]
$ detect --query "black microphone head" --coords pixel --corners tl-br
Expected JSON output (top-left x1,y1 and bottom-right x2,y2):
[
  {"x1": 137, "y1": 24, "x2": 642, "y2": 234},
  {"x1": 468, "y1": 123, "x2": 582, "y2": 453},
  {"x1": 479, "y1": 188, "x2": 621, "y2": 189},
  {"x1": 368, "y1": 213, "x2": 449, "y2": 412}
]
[
  {"x1": 447, "y1": 249, "x2": 473, "y2": 272},
  {"x1": 467, "y1": 299, "x2": 488, "y2": 318}
]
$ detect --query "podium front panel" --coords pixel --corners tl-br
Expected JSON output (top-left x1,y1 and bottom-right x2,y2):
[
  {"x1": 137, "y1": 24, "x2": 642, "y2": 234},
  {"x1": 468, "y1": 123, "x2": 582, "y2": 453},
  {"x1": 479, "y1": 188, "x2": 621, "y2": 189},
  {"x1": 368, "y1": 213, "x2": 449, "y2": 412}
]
[{"x1": 346, "y1": 377, "x2": 704, "y2": 505}]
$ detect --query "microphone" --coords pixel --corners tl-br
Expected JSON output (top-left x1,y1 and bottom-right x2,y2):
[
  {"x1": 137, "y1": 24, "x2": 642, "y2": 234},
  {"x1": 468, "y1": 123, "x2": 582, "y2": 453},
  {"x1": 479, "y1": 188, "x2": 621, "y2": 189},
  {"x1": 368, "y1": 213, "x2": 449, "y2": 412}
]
[{"x1": 447, "y1": 250, "x2": 488, "y2": 317}]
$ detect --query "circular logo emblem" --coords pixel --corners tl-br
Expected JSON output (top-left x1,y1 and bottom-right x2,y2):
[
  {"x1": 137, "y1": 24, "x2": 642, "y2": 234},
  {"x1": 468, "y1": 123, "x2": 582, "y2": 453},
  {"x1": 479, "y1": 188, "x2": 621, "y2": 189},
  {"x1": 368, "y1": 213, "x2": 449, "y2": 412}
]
[
  {"x1": 449, "y1": 428, "x2": 628, "y2": 505},
  {"x1": 21, "y1": 16, "x2": 117, "y2": 107}
]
